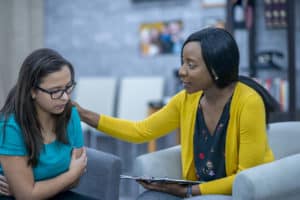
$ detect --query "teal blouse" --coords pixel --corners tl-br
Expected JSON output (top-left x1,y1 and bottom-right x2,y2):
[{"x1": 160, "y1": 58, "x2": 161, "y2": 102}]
[{"x1": 0, "y1": 107, "x2": 83, "y2": 181}]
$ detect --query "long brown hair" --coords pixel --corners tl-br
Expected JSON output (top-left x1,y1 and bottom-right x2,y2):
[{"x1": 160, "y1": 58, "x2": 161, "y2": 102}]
[{"x1": 0, "y1": 48, "x2": 74, "y2": 166}]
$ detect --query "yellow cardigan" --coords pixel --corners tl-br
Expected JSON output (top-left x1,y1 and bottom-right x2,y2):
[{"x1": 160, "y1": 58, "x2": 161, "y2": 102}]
[{"x1": 97, "y1": 82, "x2": 274, "y2": 195}]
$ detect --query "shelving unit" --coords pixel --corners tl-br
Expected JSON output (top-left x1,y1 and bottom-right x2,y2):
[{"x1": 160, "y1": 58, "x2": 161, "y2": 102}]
[
  {"x1": 226, "y1": 0, "x2": 298, "y2": 121},
  {"x1": 286, "y1": 0, "x2": 296, "y2": 120}
]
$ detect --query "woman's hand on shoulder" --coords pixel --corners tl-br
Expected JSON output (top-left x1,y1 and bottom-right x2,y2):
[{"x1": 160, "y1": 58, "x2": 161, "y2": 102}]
[
  {"x1": 71, "y1": 101, "x2": 100, "y2": 128},
  {"x1": 0, "y1": 174, "x2": 12, "y2": 196},
  {"x1": 71, "y1": 101, "x2": 83, "y2": 114}
]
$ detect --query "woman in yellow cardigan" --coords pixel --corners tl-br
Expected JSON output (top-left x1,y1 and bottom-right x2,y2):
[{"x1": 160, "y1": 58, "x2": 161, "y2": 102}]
[{"x1": 76, "y1": 28, "x2": 277, "y2": 199}]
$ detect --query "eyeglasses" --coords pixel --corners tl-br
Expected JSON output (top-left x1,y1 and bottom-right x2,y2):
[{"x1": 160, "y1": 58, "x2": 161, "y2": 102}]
[{"x1": 36, "y1": 82, "x2": 76, "y2": 100}]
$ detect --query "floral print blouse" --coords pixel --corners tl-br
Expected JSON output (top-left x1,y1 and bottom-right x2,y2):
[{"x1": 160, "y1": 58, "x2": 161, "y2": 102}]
[{"x1": 193, "y1": 98, "x2": 231, "y2": 182}]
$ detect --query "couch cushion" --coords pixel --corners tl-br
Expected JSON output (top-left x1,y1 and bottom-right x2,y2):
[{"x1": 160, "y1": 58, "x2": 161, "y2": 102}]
[
  {"x1": 268, "y1": 122, "x2": 300, "y2": 160},
  {"x1": 233, "y1": 153, "x2": 300, "y2": 200}
]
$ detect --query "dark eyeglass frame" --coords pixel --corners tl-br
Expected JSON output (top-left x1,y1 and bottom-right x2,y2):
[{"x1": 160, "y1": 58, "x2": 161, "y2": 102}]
[{"x1": 36, "y1": 82, "x2": 76, "y2": 100}]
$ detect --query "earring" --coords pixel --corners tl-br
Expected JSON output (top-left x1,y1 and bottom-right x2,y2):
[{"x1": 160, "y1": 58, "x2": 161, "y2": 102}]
[{"x1": 211, "y1": 69, "x2": 219, "y2": 80}]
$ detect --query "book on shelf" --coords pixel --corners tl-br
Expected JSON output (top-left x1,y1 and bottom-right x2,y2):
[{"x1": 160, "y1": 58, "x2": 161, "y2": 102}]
[{"x1": 264, "y1": 0, "x2": 287, "y2": 29}]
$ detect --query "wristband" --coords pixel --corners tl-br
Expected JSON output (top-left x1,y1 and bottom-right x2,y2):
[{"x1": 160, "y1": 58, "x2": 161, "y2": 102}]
[{"x1": 186, "y1": 185, "x2": 193, "y2": 198}]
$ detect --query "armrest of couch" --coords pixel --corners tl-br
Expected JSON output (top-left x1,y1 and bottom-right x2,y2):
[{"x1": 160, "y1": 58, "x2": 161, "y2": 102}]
[
  {"x1": 72, "y1": 147, "x2": 121, "y2": 200},
  {"x1": 233, "y1": 153, "x2": 300, "y2": 200},
  {"x1": 134, "y1": 145, "x2": 182, "y2": 179}
]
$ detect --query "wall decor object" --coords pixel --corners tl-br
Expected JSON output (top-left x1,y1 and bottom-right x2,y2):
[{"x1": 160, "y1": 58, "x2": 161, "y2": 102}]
[
  {"x1": 202, "y1": 16, "x2": 225, "y2": 29},
  {"x1": 139, "y1": 20, "x2": 184, "y2": 56},
  {"x1": 202, "y1": 0, "x2": 225, "y2": 8}
]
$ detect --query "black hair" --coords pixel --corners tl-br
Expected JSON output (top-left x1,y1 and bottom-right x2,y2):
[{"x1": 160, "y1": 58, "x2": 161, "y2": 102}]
[
  {"x1": 0, "y1": 48, "x2": 74, "y2": 166},
  {"x1": 238, "y1": 76, "x2": 280, "y2": 124},
  {"x1": 181, "y1": 27, "x2": 280, "y2": 123},
  {"x1": 181, "y1": 27, "x2": 239, "y2": 88}
]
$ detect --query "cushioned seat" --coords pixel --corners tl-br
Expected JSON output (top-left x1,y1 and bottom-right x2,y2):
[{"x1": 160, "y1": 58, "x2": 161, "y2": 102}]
[
  {"x1": 135, "y1": 121, "x2": 300, "y2": 200},
  {"x1": 73, "y1": 148, "x2": 121, "y2": 200}
]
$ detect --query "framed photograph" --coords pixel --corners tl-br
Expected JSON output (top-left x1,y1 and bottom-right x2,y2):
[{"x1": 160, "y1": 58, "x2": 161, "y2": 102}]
[
  {"x1": 202, "y1": 17, "x2": 225, "y2": 29},
  {"x1": 201, "y1": 0, "x2": 225, "y2": 8},
  {"x1": 139, "y1": 19, "x2": 184, "y2": 56}
]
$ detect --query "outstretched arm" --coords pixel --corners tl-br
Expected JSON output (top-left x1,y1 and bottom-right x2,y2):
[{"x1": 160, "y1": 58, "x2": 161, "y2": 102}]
[
  {"x1": 73, "y1": 89, "x2": 182, "y2": 143},
  {"x1": 0, "y1": 148, "x2": 87, "y2": 200}
]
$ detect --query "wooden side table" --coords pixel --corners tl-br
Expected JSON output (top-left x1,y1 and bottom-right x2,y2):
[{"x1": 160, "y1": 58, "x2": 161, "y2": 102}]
[
  {"x1": 147, "y1": 100, "x2": 181, "y2": 152},
  {"x1": 147, "y1": 101, "x2": 164, "y2": 152}
]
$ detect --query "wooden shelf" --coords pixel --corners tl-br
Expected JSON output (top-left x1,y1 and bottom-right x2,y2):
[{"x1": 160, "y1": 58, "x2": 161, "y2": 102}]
[
  {"x1": 270, "y1": 111, "x2": 300, "y2": 123},
  {"x1": 226, "y1": 0, "x2": 297, "y2": 121}
]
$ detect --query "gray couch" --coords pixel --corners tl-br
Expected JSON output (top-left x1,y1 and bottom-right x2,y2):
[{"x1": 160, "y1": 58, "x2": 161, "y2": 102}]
[
  {"x1": 134, "y1": 121, "x2": 300, "y2": 200},
  {"x1": 73, "y1": 147, "x2": 121, "y2": 200}
]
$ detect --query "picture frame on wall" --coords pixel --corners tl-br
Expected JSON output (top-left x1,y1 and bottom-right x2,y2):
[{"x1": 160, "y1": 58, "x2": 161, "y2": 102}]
[
  {"x1": 201, "y1": 0, "x2": 225, "y2": 8},
  {"x1": 139, "y1": 19, "x2": 184, "y2": 57},
  {"x1": 202, "y1": 16, "x2": 225, "y2": 29}
]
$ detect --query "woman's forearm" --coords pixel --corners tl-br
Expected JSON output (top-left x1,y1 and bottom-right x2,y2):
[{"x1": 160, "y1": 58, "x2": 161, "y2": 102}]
[
  {"x1": 10, "y1": 169, "x2": 78, "y2": 200},
  {"x1": 27, "y1": 170, "x2": 78, "y2": 200},
  {"x1": 66, "y1": 177, "x2": 80, "y2": 190},
  {"x1": 2, "y1": 148, "x2": 86, "y2": 200},
  {"x1": 79, "y1": 107, "x2": 100, "y2": 129},
  {"x1": 29, "y1": 147, "x2": 86, "y2": 199}
]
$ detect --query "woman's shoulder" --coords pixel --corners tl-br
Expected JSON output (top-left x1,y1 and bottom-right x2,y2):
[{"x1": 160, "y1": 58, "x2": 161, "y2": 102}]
[
  {"x1": 67, "y1": 106, "x2": 81, "y2": 131},
  {"x1": 172, "y1": 90, "x2": 202, "y2": 101},
  {"x1": 0, "y1": 114, "x2": 21, "y2": 131},
  {"x1": 70, "y1": 106, "x2": 80, "y2": 120},
  {"x1": 236, "y1": 82, "x2": 262, "y2": 98},
  {"x1": 233, "y1": 82, "x2": 264, "y2": 106},
  {"x1": 0, "y1": 114, "x2": 25, "y2": 147}
]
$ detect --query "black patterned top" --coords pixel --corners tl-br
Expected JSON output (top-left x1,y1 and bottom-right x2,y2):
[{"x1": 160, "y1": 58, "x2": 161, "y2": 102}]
[{"x1": 193, "y1": 98, "x2": 231, "y2": 182}]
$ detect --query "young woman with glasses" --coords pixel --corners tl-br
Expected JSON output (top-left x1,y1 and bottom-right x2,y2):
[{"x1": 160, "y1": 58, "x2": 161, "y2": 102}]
[{"x1": 0, "y1": 48, "x2": 96, "y2": 199}]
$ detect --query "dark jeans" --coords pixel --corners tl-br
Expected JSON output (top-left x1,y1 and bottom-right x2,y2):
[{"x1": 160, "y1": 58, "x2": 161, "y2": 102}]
[
  {"x1": 136, "y1": 191, "x2": 182, "y2": 200},
  {"x1": 0, "y1": 191, "x2": 99, "y2": 200}
]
